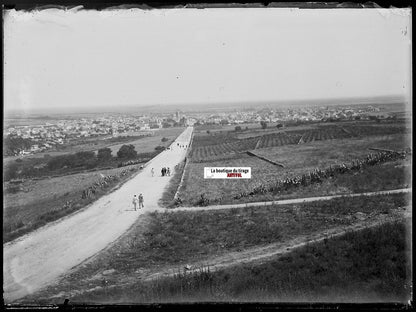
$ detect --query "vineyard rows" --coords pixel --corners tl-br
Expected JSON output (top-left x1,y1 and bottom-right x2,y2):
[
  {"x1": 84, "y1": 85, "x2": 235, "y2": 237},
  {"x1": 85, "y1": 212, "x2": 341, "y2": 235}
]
[
  {"x1": 341, "y1": 125, "x2": 407, "y2": 137},
  {"x1": 256, "y1": 133, "x2": 301, "y2": 149},
  {"x1": 190, "y1": 124, "x2": 407, "y2": 162},
  {"x1": 190, "y1": 137, "x2": 258, "y2": 160}
]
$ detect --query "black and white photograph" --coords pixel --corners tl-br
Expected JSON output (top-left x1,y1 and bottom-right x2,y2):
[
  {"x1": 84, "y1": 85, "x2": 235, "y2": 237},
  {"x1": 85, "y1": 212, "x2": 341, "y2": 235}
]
[{"x1": 3, "y1": 4, "x2": 412, "y2": 306}]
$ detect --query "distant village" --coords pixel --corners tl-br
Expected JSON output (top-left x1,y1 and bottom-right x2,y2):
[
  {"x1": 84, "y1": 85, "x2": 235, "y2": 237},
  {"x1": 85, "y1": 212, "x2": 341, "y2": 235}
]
[{"x1": 4, "y1": 105, "x2": 383, "y2": 156}]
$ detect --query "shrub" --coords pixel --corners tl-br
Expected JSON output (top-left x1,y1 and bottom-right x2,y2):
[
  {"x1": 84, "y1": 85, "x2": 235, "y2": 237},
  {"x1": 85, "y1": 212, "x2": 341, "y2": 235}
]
[{"x1": 117, "y1": 144, "x2": 138, "y2": 159}]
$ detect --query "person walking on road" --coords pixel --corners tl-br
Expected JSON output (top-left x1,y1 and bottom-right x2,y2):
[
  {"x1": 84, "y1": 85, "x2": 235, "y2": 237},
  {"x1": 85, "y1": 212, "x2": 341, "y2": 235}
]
[
  {"x1": 132, "y1": 195, "x2": 138, "y2": 211},
  {"x1": 151, "y1": 168, "x2": 154, "y2": 177},
  {"x1": 167, "y1": 167, "x2": 171, "y2": 176},
  {"x1": 138, "y1": 193, "x2": 144, "y2": 209}
]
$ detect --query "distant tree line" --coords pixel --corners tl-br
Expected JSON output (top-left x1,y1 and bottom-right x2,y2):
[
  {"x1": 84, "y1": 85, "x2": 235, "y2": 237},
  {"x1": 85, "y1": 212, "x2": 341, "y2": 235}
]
[{"x1": 4, "y1": 144, "x2": 148, "y2": 181}]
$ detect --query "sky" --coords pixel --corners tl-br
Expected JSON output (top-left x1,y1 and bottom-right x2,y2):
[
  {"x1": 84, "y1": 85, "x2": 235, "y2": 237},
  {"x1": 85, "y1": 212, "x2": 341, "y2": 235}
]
[{"x1": 4, "y1": 7, "x2": 412, "y2": 113}]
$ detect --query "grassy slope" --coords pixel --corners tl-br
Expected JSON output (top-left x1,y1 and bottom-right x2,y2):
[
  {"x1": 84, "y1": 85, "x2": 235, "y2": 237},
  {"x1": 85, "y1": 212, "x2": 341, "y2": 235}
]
[
  {"x1": 105, "y1": 128, "x2": 184, "y2": 155},
  {"x1": 129, "y1": 219, "x2": 409, "y2": 303},
  {"x1": 25, "y1": 193, "x2": 409, "y2": 303}
]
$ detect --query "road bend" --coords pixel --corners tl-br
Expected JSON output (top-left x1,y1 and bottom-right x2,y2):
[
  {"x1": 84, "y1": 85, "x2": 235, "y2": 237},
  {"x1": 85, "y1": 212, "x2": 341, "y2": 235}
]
[{"x1": 3, "y1": 127, "x2": 194, "y2": 303}]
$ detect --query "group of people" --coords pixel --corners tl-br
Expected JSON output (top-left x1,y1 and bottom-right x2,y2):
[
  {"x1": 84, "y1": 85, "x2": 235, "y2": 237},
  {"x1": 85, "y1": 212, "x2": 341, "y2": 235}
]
[
  {"x1": 161, "y1": 167, "x2": 171, "y2": 176},
  {"x1": 150, "y1": 167, "x2": 171, "y2": 177},
  {"x1": 132, "y1": 194, "x2": 144, "y2": 211},
  {"x1": 177, "y1": 142, "x2": 188, "y2": 149}
]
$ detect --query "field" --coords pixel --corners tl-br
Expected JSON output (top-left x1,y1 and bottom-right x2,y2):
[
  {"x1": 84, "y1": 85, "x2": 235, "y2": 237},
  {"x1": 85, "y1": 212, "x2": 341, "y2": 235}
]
[
  {"x1": 72, "y1": 221, "x2": 411, "y2": 303},
  {"x1": 176, "y1": 132, "x2": 411, "y2": 206},
  {"x1": 23, "y1": 193, "x2": 410, "y2": 303},
  {"x1": 189, "y1": 121, "x2": 410, "y2": 162},
  {"x1": 103, "y1": 128, "x2": 184, "y2": 155}
]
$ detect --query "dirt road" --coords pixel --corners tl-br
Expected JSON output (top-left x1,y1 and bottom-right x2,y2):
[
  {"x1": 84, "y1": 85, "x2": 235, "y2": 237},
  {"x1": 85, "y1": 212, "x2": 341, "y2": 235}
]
[
  {"x1": 3, "y1": 127, "x2": 194, "y2": 303},
  {"x1": 169, "y1": 188, "x2": 412, "y2": 212}
]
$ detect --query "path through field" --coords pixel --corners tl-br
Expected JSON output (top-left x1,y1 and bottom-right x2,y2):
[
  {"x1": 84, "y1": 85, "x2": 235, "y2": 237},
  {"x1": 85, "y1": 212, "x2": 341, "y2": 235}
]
[
  {"x1": 3, "y1": 127, "x2": 194, "y2": 303},
  {"x1": 168, "y1": 188, "x2": 412, "y2": 212},
  {"x1": 144, "y1": 206, "x2": 412, "y2": 281}
]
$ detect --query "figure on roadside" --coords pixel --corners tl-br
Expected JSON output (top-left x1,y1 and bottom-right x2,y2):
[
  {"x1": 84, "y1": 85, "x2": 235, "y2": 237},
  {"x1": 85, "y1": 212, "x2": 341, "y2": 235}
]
[
  {"x1": 161, "y1": 168, "x2": 164, "y2": 176},
  {"x1": 151, "y1": 168, "x2": 154, "y2": 177},
  {"x1": 132, "y1": 195, "x2": 138, "y2": 211},
  {"x1": 167, "y1": 167, "x2": 171, "y2": 176},
  {"x1": 138, "y1": 193, "x2": 144, "y2": 209}
]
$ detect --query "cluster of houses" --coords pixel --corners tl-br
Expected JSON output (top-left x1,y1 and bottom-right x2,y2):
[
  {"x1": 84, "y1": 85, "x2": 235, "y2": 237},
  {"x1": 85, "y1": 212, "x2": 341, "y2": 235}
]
[
  {"x1": 4, "y1": 114, "x2": 192, "y2": 156},
  {"x1": 187, "y1": 105, "x2": 381, "y2": 125}
]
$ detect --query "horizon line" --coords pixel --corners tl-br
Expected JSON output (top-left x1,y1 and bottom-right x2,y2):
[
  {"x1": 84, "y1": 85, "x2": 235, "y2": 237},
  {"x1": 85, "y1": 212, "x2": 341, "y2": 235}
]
[{"x1": 4, "y1": 94, "x2": 409, "y2": 115}]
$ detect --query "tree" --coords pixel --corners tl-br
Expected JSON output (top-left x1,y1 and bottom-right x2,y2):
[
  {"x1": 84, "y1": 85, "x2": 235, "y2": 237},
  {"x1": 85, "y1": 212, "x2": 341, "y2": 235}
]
[
  {"x1": 74, "y1": 151, "x2": 96, "y2": 168},
  {"x1": 235, "y1": 126, "x2": 242, "y2": 131},
  {"x1": 179, "y1": 117, "x2": 187, "y2": 126},
  {"x1": 3, "y1": 135, "x2": 34, "y2": 156},
  {"x1": 117, "y1": 144, "x2": 138, "y2": 159},
  {"x1": 260, "y1": 121, "x2": 268, "y2": 129},
  {"x1": 97, "y1": 148, "x2": 112, "y2": 162}
]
